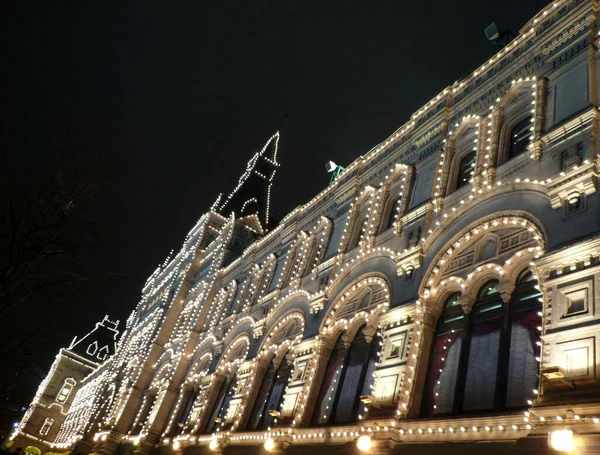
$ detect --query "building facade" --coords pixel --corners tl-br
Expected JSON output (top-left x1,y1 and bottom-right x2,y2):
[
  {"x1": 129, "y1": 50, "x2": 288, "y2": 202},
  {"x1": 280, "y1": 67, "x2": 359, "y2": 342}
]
[
  {"x1": 15, "y1": 0, "x2": 600, "y2": 453},
  {"x1": 12, "y1": 316, "x2": 120, "y2": 453}
]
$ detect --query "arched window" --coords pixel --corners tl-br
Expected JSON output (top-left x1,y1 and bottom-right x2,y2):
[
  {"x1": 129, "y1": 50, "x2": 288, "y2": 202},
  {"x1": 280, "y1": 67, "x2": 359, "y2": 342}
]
[
  {"x1": 421, "y1": 292, "x2": 465, "y2": 415},
  {"x1": 348, "y1": 213, "x2": 367, "y2": 250},
  {"x1": 508, "y1": 117, "x2": 532, "y2": 160},
  {"x1": 312, "y1": 327, "x2": 381, "y2": 425},
  {"x1": 455, "y1": 151, "x2": 476, "y2": 191},
  {"x1": 247, "y1": 354, "x2": 293, "y2": 430},
  {"x1": 382, "y1": 195, "x2": 402, "y2": 232},
  {"x1": 204, "y1": 375, "x2": 237, "y2": 434},
  {"x1": 422, "y1": 273, "x2": 541, "y2": 416}
]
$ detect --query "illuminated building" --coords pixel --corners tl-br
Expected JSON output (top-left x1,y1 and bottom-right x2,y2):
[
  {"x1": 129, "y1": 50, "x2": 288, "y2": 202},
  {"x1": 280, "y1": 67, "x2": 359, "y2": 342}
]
[
  {"x1": 12, "y1": 316, "x2": 119, "y2": 452},
  {"x1": 15, "y1": 1, "x2": 600, "y2": 453}
]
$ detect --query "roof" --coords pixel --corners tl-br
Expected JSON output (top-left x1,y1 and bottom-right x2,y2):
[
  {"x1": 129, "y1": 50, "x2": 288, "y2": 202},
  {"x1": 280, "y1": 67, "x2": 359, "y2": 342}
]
[{"x1": 67, "y1": 315, "x2": 120, "y2": 365}]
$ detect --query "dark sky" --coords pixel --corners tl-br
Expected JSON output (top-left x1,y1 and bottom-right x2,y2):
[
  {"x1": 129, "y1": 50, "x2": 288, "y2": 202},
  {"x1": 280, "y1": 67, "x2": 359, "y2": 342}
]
[{"x1": 3, "y1": 0, "x2": 550, "y2": 374}]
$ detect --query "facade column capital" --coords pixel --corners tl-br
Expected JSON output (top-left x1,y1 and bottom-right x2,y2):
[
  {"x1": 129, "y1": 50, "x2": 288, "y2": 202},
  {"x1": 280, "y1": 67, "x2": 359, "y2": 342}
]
[
  {"x1": 496, "y1": 281, "x2": 515, "y2": 304},
  {"x1": 458, "y1": 294, "x2": 475, "y2": 315}
]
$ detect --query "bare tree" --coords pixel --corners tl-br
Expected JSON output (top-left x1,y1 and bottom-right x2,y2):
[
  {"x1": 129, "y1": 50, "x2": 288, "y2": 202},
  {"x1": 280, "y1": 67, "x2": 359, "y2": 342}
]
[{"x1": 0, "y1": 151, "x2": 121, "y2": 317}]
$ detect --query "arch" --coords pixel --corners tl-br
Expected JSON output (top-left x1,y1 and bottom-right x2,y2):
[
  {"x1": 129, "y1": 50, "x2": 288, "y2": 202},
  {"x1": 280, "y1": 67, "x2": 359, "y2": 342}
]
[
  {"x1": 220, "y1": 316, "x2": 254, "y2": 350},
  {"x1": 244, "y1": 311, "x2": 306, "y2": 432},
  {"x1": 149, "y1": 361, "x2": 173, "y2": 390},
  {"x1": 186, "y1": 352, "x2": 213, "y2": 384},
  {"x1": 420, "y1": 211, "x2": 546, "y2": 301},
  {"x1": 216, "y1": 335, "x2": 251, "y2": 373},
  {"x1": 279, "y1": 232, "x2": 309, "y2": 289},
  {"x1": 211, "y1": 280, "x2": 238, "y2": 324},
  {"x1": 310, "y1": 323, "x2": 383, "y2": 426},
  {"x1": 370, "y1": 163, "x2": 414, "y2": 235},
  {"x1": 320, "y1": 273, "x2": 391, "y2": 341},
  {"x1": 264, "y1": 290, "x2": 311, "y2": 332},
  {"x1": 326, "y1": 248, "x2": 397, "y2": 300},
  {"x1": 258, "y1": 310, "x2": 306, "y2": 358},
  {"x1": 420, "y1": 271, "x2": 542, "y2": 417}
]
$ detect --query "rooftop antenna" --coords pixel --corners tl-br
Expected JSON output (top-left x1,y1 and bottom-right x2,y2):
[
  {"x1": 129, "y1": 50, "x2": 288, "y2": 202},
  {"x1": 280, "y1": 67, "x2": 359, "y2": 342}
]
[
  {"x1": 325, "y1": 160, "x2": 345, "y2": 184},
  {"x1": 485, "y1": 23, "x2": 516, "y2": 49}
]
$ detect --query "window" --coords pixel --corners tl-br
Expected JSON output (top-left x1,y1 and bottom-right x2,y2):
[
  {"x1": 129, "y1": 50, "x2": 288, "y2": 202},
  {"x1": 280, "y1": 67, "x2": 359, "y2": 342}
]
[
  {"x1": 421, "y1": 273, "x2": 542, "y2": 416},
  {"x1": 348, "y1": 213, "x2": 367, "y2": 250},
  {"x1": 247, "y1": 354, "x2": 293, "y2": 431},
  {"x1": 205, "y1": 376, "x2": 237, "y2": 433},
  {"x1": 56, "y1": 379, "x2": 76, "y2": 403},
  {"x1": 455, "y1": 151, "x2": 476, "y2": 191},
  {"x1": 168, "y1": 386, "x2": 200, "y2": 436},
  {"x1": 508, "y1": 117, "x2": 532, "y2": 160},
  {"x1": 383, "y1": 195, "x2": 402, "y2": 232},
  {"x1": 39, "y1": 418, "x2": 54, "y2": 436},
  {"x1": 311, "y1": 327, "x2": 381, "y2": 425}
]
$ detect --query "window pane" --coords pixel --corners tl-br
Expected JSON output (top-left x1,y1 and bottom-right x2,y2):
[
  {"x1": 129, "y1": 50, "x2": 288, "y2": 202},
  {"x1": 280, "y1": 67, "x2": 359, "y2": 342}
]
[
  {"x1": 456, "y1": 152, "x2": 476, "y2": 190},
  {"x1": 333, "y1": 331, "x2": 371, "y2": 424},
  {"x1": 509, "y1": 117, "x2": 532, "y2": 159},
  {"x1": 247, "y1": 362, "x2": 277, "y2": 431},
  {"x1": 205, "y1": 378, "x2": 231, "y2": 433},
  {"x1": 422, "y1": 331, "x2": 463, "y2": 416},
  {"x1": 260, "y1": 360, "x2": 293, "y2": 430},
  {"x1": 312, "y1": 337, "x2": 347, "y2": 425},
  {"x1": 506, "y1": 308, "x2": 541, "y2": 408},
  {"x1": 463, "y1": 313, "x2": 502, "y2": 412}
]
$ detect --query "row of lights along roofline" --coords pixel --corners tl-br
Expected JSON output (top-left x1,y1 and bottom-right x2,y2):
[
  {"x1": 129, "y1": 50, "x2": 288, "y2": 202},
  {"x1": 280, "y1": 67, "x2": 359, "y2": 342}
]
[
  {"x1": 222, "y1": 17, "x2": 560, "y2": 264},
  {"x1": 159, "y1": 412, "x2": 600, "y2": 452}
]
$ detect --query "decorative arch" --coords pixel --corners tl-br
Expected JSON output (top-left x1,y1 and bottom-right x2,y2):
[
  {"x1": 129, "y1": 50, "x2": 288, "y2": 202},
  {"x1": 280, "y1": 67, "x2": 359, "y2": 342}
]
[
  {"x1": 216, "y1": 335, "x2": 251, "y2": 373},
  {"x1": 236, "y1": 311, "x2": 307, "y2": 431},
  {"x1": 420, "y1": 211, "x2": 546, "y2": 303},
  {"x1": 397, "y1": 211, "x2": 546, "y2": 419},
  {"x1": 483, "y1": 77, "x2": 543, "y2": 183},
  {"x1": 264, "y1": 289, "x2": 311, "y2": 331},
  {"x1": 208, "y1": 280, "x2": 237, "y2": 327},
  {"x1": 304, "y1": 216, "x2": 334, "y2": 275},
  {"x1": 325, "y1": 248, "x2": 397, "y2": 300},
  {"x1": 258, "y1": 311, "x2": 305, "y2": 359},
  {"x1": 320, "y1": 274, "x2": 391, "y2": 342}
]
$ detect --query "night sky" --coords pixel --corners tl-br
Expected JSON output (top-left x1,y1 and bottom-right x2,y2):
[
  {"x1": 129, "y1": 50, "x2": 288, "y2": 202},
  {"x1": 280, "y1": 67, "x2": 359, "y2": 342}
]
[{"x1": 3, "y1": 0, "x2": 550, "y2": 383}]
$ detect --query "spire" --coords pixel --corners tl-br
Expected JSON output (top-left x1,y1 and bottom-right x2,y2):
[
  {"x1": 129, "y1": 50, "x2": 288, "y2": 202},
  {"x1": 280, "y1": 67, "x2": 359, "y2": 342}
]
[{"x1": 218, "y1": 132, "x2": 280, "y2": 232}]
